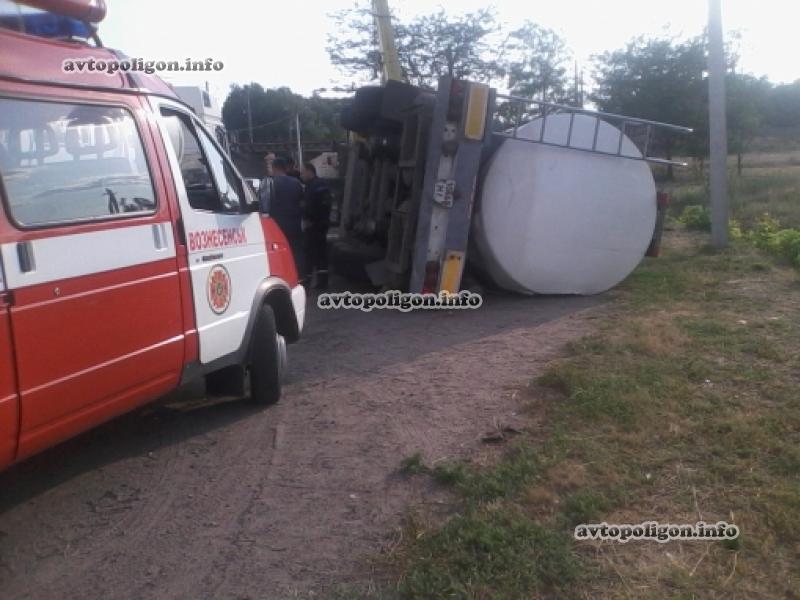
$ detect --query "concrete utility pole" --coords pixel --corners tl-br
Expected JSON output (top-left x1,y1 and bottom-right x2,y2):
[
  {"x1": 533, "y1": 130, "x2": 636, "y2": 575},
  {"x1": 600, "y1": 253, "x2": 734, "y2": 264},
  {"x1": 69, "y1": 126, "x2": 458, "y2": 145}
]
[
  {"x1": 708, "y1": 0, "x2": 729, "y2": 248},
  {"x1": 372, "y1": 0, "x2": 403, "y2": 83}
]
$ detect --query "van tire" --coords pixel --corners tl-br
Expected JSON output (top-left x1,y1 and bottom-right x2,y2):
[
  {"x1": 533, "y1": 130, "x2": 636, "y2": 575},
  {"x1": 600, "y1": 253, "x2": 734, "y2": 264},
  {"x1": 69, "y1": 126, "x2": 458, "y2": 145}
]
[{"x1": 249, "y1": 304, "x2": 282, "y2": 405}]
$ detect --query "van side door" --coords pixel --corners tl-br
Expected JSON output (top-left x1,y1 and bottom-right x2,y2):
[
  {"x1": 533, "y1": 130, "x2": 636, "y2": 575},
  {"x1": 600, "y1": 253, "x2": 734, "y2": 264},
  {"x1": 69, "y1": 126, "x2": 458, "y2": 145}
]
[{"x1": 0, "y1": 95, "x2": 184, "y2": 460}]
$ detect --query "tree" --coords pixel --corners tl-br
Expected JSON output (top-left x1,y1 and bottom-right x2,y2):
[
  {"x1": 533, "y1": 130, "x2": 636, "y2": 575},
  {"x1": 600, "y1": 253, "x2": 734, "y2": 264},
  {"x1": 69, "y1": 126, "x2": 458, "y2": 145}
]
[
  {"x1": 504, "y1": 22, "x2": 570, "y2": 103},
  {"x1": 727, "y1": 74, "x2": 771, "y2": 174},
  {"x1": 326, "y1": 4, "x2": 504, "y2": 88},
  {"x1": 406, "y1": 9, "x2": 502, "y2": 86},
  {"x1": 302, "y1": 95, "x2": 348, "y2": 142},
  {"x1": 593, "y1": 33, "x2": 784, "y2": 177},
  {"x1": 326, "y1": 4, "x2": 386, "y2": 84},
  {"x1": 764, "y1": 81, "x2": 800, "y2": 127},
  {"x1": 222, "y1": 84, "x2": 345, "y2": 146},
  {"x1": 591, "y1": 35, "x2": 707, "y2": 178},
  {"x1": 222, "y1": 84, "x2": 300, "y2": 144}
]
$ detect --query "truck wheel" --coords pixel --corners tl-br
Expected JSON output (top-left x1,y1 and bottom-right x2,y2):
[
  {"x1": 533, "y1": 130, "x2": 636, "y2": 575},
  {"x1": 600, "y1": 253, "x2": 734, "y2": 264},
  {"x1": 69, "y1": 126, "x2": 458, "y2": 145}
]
[{"x1": 249, "y1": 304, "x2": 285, "y2": 405}]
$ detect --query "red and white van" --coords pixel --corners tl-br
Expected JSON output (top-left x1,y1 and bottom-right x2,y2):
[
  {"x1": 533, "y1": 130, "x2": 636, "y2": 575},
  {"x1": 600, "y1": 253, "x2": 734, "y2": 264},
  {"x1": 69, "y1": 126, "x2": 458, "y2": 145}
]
[{"x1": 0, "y1": 1, "x2": 305, "y2": 471}]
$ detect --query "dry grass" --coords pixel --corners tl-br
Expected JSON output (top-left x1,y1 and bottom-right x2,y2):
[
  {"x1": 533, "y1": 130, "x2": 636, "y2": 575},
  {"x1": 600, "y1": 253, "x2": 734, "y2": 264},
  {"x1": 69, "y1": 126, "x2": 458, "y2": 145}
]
[
  {"x1": 387, "y1": 230, "x2": 800, "y2": 599},
  {"x1": 532, "y1": 234, "x2": 800, "y2": 599}
]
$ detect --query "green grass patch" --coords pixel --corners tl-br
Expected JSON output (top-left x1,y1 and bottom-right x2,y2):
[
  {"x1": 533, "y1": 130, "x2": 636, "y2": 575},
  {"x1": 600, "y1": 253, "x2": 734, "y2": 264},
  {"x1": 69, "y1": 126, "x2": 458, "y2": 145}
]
[
  {"x1": 538, "y1": 366, "x2": 639, "y2": 425},
  {"x1": 560, "y1": 490, "x2": 613, "y2": 527},
  {"x1": 400, "y1": 452, "x2": 427, "y2": 476},
  {"x1": 422, "y1": 445, "x2": 544, "y2": 504},
  {"x1": 398, "y1": 508, "x2": 577, "y2": 599}
]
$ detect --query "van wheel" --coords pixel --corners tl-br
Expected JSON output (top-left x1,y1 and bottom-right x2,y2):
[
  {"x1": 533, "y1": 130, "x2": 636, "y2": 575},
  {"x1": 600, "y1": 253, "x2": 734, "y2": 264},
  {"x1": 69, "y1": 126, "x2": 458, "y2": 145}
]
[{"x1": 249, "y1": 305, "x2": 285, "y2": 405}]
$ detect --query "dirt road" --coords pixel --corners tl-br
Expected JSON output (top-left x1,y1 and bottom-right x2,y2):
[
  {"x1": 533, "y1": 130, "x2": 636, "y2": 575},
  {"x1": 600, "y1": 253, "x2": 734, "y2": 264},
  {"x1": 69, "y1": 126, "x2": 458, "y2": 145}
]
[{"x1": 0, "y1": 291, "x2": 601, "y2": 599}]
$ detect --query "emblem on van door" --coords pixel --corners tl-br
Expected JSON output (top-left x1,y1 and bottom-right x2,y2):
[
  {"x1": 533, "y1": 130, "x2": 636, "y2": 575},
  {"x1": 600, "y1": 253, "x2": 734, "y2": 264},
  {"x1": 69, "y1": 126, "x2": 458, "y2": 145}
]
[{"x1": 207, "y1": 265, "x2": 232, "y2": 314}]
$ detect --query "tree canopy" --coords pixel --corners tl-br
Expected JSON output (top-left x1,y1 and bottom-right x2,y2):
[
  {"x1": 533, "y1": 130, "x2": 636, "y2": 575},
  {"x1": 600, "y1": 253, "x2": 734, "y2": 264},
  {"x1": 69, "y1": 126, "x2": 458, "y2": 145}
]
[
  {"x1": 505, "y1": 21, "x2": 571, "y2": 103},
  {"x1": 326, "y1": 3, "x2": 573, "y2": 99},
  {"x1": 764, "y1": 81, "x2": 800, "y2": 127},
  {"x1": 225, "y1": 7, "x2": 798, "y2": 164},
  {"x1": 590, "y1": 34, "x2": 796, "y2": 171},
  {"x1": 222, "y1": 84, "x2": 346, "y2": 145},
  {"x1": 327, "y1": 5, "x2": 505, "y2": 88},
  {"x1": 591, "y1": 36, "x2": 706, "y2": 127}
]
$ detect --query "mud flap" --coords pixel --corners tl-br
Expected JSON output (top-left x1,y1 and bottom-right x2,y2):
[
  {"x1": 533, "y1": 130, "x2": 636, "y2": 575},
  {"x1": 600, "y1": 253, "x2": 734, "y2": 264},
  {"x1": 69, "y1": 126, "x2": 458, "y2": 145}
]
[{"x1": 205, "y1": 365, "x2": 246, "y2": 398}]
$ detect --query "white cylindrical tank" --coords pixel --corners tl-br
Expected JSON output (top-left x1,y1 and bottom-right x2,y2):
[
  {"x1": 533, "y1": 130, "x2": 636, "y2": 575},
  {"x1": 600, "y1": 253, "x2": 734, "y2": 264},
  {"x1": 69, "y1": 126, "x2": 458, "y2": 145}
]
[{"x1": 473, "y1": 114, "x2": 657, "y2": 295}]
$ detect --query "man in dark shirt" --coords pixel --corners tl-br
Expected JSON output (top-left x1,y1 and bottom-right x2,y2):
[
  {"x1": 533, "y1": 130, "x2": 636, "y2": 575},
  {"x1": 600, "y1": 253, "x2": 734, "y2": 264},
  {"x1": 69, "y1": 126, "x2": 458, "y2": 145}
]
[
  {"x1": 261, "y1": 156, "x2": 305, "y2": 281},
  {"x1": 300, "y1": 162, "x2": 332, "y2": 290}
]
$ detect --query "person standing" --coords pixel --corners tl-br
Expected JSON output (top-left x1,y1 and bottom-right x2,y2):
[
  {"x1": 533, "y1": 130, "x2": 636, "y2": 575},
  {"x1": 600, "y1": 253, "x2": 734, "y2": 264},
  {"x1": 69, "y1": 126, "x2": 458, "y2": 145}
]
[
  {"x1": 262, "y1": 152, "x2": 276, "y2": 177},
  {"x1": 261, "y1": 156, "x2": 305, "y2": 281},
  {"x1": 285, "y1": 156, "x2": 303, "y2": 181},
  {"x1": 300, "y1": 162, "x2": 332, "y2": 290}
]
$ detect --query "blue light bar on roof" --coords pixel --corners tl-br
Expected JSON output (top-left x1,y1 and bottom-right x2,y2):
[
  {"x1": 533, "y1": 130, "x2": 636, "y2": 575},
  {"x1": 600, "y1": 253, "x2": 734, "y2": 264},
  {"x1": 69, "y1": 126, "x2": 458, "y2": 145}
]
[{"x1": 0, "y1": 10, "x2": 93, "y2": 39}]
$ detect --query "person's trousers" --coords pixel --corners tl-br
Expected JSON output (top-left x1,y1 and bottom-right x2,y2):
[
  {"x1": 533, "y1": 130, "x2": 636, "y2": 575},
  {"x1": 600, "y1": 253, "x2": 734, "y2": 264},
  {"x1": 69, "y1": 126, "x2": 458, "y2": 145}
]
[
  {"x1": 286, "y1": 234, "x2": 305, "y2": 283},
  {"x1": 304, "y1": 227, "x2": 329, "y2": 285}
]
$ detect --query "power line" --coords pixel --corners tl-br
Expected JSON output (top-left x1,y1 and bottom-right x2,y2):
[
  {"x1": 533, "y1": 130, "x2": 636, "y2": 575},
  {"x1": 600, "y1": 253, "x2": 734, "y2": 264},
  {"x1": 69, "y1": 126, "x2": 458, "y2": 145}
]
[{"x1": 228, "y1": 114, "x2": 295, "y2": 134}]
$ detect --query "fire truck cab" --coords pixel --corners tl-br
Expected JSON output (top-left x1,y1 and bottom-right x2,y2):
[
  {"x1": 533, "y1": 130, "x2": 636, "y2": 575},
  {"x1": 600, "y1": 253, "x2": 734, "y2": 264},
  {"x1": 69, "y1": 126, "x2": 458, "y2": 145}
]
[{"x1": 0, "y1": 1, "x2": 305, "y2": 470}]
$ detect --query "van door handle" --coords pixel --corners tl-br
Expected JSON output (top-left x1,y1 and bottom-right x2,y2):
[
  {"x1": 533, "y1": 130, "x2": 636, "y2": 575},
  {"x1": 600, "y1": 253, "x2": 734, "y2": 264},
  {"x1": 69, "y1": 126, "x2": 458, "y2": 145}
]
[
  {"x1": 152, "y1": 223, "x2": 169, "y2": 250},
  {"x1": 17, "y1": 241, "x2": 35, "y2": 273}
]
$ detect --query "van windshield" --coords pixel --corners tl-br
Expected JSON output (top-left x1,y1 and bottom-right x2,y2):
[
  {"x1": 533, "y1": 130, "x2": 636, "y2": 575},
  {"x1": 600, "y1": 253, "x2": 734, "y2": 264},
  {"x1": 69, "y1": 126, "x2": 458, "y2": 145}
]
[{"x1": 0, "y1": 98, "x2": 156, "y2": 227}]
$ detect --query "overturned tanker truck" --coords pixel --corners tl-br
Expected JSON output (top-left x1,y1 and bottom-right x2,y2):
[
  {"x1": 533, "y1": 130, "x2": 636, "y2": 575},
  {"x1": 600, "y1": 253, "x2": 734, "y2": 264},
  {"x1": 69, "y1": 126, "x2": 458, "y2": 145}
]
[{"x1": 334, "y1": 78, "x2": 691, "y2": 295}]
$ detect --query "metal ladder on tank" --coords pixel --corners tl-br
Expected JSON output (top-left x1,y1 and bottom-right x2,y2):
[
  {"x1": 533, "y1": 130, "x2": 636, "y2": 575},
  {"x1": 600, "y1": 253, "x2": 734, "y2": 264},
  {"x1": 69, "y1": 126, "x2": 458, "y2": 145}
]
[{"x1": 493, "y1": 93, "x2": 693, "y2": 167}]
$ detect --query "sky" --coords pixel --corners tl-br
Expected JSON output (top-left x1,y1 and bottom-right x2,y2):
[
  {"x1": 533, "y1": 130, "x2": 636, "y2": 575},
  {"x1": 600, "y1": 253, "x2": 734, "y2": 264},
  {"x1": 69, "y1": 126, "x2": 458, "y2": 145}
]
[{"x1": 94, "y1": 0, "x2": 796, "y2": 104}]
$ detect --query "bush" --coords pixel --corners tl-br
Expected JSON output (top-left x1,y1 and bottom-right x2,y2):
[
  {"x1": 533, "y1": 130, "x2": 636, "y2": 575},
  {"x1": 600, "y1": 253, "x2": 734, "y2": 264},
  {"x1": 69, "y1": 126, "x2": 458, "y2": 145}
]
[
  {"x1": 748, "y1": 213, "x2": 782, "y2": 250},
  {"x1": 679, "y1": 205, "x2": 712, "y2": 231},
  {"x1": 670, "y1": 185, "x2": 708, "y2": 215},
  {"x1": 744, "y1": 213, "x2": 800, "y2": 267},
  {"x1": 768, "y1": 229, "x2": 800, "y2": 266},
  {"x1": 729, "y1": 219, "x2": 744, "y2": 240}
]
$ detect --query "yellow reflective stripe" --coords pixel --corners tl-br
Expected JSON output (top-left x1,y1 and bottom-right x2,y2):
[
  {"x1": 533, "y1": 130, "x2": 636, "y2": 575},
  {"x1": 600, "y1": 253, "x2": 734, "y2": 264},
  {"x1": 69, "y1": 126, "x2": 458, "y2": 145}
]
[
  {"x1": 464, "y1": 83, "x2": 489, "y2": 141},
  {"x1": 440, "y1": 250, "x2": 465, "y2": 293}
]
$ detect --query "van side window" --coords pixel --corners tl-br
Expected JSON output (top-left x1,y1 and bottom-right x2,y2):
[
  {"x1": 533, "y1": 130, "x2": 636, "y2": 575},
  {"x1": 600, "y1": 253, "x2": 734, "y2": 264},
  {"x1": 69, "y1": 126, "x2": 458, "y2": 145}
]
[
  {"x1": 0, "y1": 98, "x2": 156, "y2": 227},
  {"x1": 196, "y1": 126, "x2": 242, "y2": 211},
  {"x1": 160, "y1": 110, "x2": 242, "y2": 213}
]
